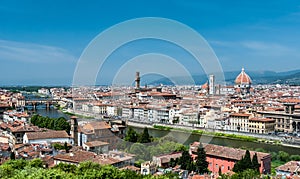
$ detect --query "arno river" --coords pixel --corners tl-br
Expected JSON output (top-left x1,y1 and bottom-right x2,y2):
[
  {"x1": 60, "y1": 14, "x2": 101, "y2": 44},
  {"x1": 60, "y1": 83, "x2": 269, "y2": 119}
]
[{"x1": 35, "y1": 109, "x2": 300, "y2": 155}]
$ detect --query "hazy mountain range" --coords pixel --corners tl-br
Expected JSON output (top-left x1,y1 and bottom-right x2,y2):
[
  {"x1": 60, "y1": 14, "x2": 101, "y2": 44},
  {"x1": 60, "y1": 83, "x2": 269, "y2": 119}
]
[
  {"x1": 1, "y1": 70, "x2": 300, "y2": 87},
  {"x1": 142, "y1": 69, "x2": 300, "y2": 86}
]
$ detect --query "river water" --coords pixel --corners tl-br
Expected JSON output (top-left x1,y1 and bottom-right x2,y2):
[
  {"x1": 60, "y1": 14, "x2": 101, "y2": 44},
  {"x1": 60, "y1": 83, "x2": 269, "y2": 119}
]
[
  {"x1": 132, "y1": 127, "x2": 300, "y2": 155},
  {"x1": 29, "y1": 109, "x2": 69, "y2": 119},
  {"x1": 33, "y1": 109, "x2": 300, "y2": 155}
]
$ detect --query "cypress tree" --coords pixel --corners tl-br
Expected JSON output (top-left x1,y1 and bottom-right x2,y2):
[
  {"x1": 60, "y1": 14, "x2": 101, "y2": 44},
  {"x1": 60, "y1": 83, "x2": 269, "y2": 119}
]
[
  {"x1": 233, "y1": 150, "x2": 255, "y2": 173},
  {"x1": 194, "y1": 143, "x2": 209, "y2": 174},
  {"x1": 233, "y1": 156, "x2": 242, "y2": 172},
  {"x1": 138, "y1": 127, "x2": 151, "y2": 143},
  {"x1": 179, "y1": 150, "x2": 193, "y2": 171},
  {"x1": 244, "y1": 150, "x2": 252, "y2": 169},
  {"x1": 124, "y1": 127, "x2": 138, "y2": 142},
  {"x1": 251, "y1": 153, "x2": 260, "y2": 171}
]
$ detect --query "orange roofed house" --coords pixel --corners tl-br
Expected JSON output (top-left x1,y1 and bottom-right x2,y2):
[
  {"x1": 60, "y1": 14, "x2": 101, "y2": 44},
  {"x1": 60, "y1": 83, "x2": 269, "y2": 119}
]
[
  {"x1": 189, "y1": 142, "x2": 271, "y2": 175},
  {"x1": 54, "y1": 150, "x2": 135, "y2": 168},
  {"x1": 78, "y1": 121, "x2": 120, "y2": 150},
  {"x1": 23, "y1": 130, "x2": 73, "y2": 145}
]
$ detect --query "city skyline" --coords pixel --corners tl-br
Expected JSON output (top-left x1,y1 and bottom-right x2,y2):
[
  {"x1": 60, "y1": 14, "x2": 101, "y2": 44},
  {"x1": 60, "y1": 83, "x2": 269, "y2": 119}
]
[{"x1": 1, "y1": 1, "x2": 300, "y2": 85}]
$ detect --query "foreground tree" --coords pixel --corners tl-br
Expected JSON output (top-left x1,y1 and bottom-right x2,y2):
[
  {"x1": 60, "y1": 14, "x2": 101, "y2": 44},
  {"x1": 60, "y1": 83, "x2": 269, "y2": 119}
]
[
  {"x1": 233, "y1": 150, "x2": 258, "y2": 173},
  {"x1": 231, "y1": 169, "x2": 260, "y2": 179},
  {"x1": 251, "y1": 153, "x2": 260, "y2": 171},
  {"x1": 138, "y1": 127, "x2": 151, "y2": 143},
  {"x1": 124, "y1": 127, "x2": 138, "y2": 142},
  {"x1": 194, "y1": 143, "x2": 209, "y2": 174},
  {"x1": 28, "y1": 158, "x2": 44, "y2": 168},
  {"x1": 179, "y1": 150, "x2": 194, "y2": 172},
  {"x1": 30, "y1": 115, "x2": 70, "y2": 133}
]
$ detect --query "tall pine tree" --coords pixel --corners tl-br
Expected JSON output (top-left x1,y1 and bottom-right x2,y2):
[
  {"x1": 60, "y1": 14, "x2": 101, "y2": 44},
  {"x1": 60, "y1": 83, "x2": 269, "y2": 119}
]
[
  {"x1": 243, "y1": 150, "x2": 252, "y2": 169},
  {"x1": 138, "y1": 127, "x2": 151, "y2": 143},
  {"x1": 124, "y1": 127, "x2": 138, "y2": 142},
  {"x1": 179, "y1": 150, "x2": 193, "y2": 172},
  {"x1": 233, "y1": 150, "x2": 255, "y2": 173},
  {"x1": 194, "y1": 143, "x2": 209, "y2": 174},
  {"x1": 251, "y1": 153, "x2": 260, "y2": 171}
]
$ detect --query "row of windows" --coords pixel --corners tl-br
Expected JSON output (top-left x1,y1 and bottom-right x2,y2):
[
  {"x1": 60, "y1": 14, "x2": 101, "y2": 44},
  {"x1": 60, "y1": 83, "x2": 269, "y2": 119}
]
[
  {"x1": 209, "y1": 162, "x2": 230, "y2": 170},
  {"x1": 249, "y1": 125, "x2": 265, "y2": 128},
  {"x1": 249, "y1": 129, "x2": 265, "y2": 133}
]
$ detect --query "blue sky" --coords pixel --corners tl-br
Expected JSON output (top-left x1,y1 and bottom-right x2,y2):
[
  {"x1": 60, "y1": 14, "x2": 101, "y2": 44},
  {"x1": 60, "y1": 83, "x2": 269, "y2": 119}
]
[{"x1": 0, "y1": 0, "x2": 300, "y2": 85}]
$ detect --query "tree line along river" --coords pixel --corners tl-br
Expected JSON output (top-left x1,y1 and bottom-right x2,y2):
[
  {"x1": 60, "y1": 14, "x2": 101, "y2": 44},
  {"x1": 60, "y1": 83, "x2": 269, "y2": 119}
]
[{"x1": 35, "y1": 109, "x2": 300, "y2": 155}]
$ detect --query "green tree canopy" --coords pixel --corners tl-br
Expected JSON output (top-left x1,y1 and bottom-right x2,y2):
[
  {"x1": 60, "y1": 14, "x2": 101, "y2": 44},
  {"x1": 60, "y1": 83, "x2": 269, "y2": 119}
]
[
  {"x1": 178, "y1": 150, "x2": 194, "y2": 172},
  {"x1": 233, "y1": 150, "x2": 259, "y2": 173},
  {"x1": 138, "y1": 127, "x2": 151, "y2": 143},
  {"x1": 251, "y1": 153, "x2": 260, "y2": 171},
  {"x1": 129, "y1": 143, "x2": 150, "y2": 161},
  {"x1": 0, "y1": 159, "x2": 176, "y2": 179},
  {"x1": 194, "y1": 143, "x2": 209, "y2": 174},
  {"x1": 30, "y1": 115, "x2": 70, "y2": 133},
  {"x1": 124, "y1": 126, "x2": 139, "y2": 143}
]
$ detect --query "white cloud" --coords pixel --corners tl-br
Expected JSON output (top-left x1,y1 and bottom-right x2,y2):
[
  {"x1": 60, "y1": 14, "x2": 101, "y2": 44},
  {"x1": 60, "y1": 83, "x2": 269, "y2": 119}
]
[
  {"x1": 0, "y1": 39, "x2": 76, "y2": 63},
  {"x1": 209, "y1": 40, "x2": 235, "y2": 47},
  {"x1": 240, "y1": 40, "x2": 300, "y2": 59},
  {"x1": 241, "y1": 41, "x2": 290, "y2": 52},
  {"x1": 208, "y1": 39, "x2": 300, "y2": 72},
  {"x1": 211, "y1": 39, "x2": 297, "y2": 56}
]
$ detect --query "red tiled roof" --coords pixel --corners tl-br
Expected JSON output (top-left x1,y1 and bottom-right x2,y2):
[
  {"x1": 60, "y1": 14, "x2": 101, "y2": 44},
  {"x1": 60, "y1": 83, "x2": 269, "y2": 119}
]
[
  {"x1": 235, "y1": 68, "x2": 252, "y2": 84},
  {"x1": 92, "y1": 156, "x2": 120, "y2": 165},
  {"x1": 120, "y1": 165, "x2": 140, "y2": 172},
  {"x1": 230, "y1": 113, "x2": 251, "y2": 117},
  {"x1": 25, "y1": 130, "x2": 69, "y2": 140},
  {"x1": 202, "y1": 82, "x2": 209, "y2": 90},
  {"x1": 54, "y1": 151, "x2": 96, "y2": 164},
  {"x1": 10, "y1": 125, "x2": 42, "y2": 133},
  {"x1": 276, "y1": 161, "x2": 300, "y2": 173},
  {"x1": 249, "y1": 118, "x2": 275, "y2": 122},
  {"x1": 191, "y1": 142, "x2": 270, "y2": 162},
  {"x1": 154, "y1": 152, "x2": 182, "y2": 164},
  {"x1": 82, "y1": 121, "x2": 111, "y2": 131},
  {"x1": 84, "y1": 141, "x2": 109, "y2": 147}
]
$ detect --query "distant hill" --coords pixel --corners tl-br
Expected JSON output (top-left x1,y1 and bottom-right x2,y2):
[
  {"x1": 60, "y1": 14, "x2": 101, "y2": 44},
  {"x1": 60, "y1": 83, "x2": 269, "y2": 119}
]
[
  {"x1": 144, "y1": 69, "x2": 300, "y2": 86},
  {"x1": 272, "y1": 72, "x2": 300, "y2": 85}
]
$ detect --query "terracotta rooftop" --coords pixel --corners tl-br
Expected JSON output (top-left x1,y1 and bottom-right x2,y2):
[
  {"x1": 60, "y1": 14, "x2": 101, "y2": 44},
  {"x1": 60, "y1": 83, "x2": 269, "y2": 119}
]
[
  {"x1": 201, "y1": 82, "x2": 209, "y2": 90},
  {"x1": 41, "y1": 155, "x2": 55, "y2": 168},
  {"x1": 190, "y1": 142, "x2": 270, "y2": 162},
  {"x1": 154, "y1": 152, "x2": 182, "y2": 164},
  {"x1": 25, "y1": 130, "x2": 69, "y2": 140},
  {"x1": 276, "y1": 161, "x2": 300, "y2": 173},
  {"x1": 82, "y1": 121, "x2": 111, "y2": 131},
  {"x1": 10, "y1": 125, "x2": 42, "y2": 133},
  {"x1": 91, "y1": 152, "x2": 134, "y2": 166},
  {"x1": 229, "y1": 113, "x2": 252, "y2": 117},
  {"x1": 92, "y1": 155, "x2": 120, "y2": 165},
  {"x1": 249, "y1": 117, "x2": 275, "y2": 122},
  {"x1": 54, "y1": 150, "x2": 96, "y2": 164},
  {"x1": 84, "y1": 141, "x2": 109, "y2": 147},
  {"x1": 120, "y1": 165, "x2": 140, "y2": 172},
  {"x1": 235, "y1": 68, "x2": 252, "y2": 85}
]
